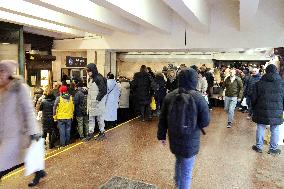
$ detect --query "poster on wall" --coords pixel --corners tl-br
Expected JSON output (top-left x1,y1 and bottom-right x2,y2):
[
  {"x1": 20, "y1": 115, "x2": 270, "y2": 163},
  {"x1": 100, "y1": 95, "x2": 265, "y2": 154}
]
[{"x1": 66, "y1": 56, "x2": 87, "y2": 67}]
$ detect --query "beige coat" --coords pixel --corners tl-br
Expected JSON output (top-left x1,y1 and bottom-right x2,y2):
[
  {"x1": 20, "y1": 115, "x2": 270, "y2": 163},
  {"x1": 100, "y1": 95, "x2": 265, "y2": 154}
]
[
  {"x1": 87, "y1": 80, "x2": 106, "y2": 117},
  {"x1": 0, "y1": 79, "x2": 40, "y2": 172}
]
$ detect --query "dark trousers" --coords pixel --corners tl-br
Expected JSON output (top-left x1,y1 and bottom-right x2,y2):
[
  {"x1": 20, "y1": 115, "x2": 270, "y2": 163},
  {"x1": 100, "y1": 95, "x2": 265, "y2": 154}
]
[
  {"x1": 118, "y1": 108, "x2": 130, "y2": 124},
  {"x1": 140, "y1": 104, "x2": 150, "y2": 119}
]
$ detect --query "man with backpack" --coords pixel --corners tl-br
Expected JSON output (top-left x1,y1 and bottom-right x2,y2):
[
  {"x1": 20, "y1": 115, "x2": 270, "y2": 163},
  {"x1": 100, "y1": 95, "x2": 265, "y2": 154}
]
[
  {"x1": 74, "y1": 82, "x2": 89, "y2": 139},
  {"x1": 53, "y1": 85, "x2": 74, "y2": 147},
  {"x1": 157, "y1": 68, "x2": 210, "y2": 189}
]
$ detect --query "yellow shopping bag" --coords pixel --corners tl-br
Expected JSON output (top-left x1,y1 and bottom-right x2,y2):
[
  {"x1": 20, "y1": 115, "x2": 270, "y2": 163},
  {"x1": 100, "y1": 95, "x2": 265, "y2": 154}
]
[{"x1": 150, "y1": 97, "x2": 156, "y2": 111}]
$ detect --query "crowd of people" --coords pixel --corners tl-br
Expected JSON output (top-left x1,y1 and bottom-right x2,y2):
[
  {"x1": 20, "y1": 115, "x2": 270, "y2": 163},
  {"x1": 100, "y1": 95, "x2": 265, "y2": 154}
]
[{"x1": 1, "y1": 57, "x2": 283, "y2": 188}]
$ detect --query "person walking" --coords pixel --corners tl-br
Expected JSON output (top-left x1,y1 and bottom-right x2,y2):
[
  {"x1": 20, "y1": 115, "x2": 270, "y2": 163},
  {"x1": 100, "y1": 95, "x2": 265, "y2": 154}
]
[
  {"x1": 53, "y1": 85, "x2": 74, "y2": 147},
  {"x1": 251, "y1": 64, "x2": 284, "y2": 155},
  {"x1": 157, "y1": 68, "x2": 210, "y2": 189},
  {"x1": 104, "y1": 73, "x2": 120, "y2": 128},
  {"x1": 85, "y1": 63, "x2": 107, "y2": 141},
  {"x1": 223, "y1": 68, "x2": 243, "y2": 128},
  {"x1": 0, "y1": 60, "x2": 46, "y2": 187}
]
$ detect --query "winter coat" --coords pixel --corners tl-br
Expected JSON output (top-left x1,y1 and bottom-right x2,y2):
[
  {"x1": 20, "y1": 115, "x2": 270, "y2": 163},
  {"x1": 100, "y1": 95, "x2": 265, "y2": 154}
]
[
  {"x1": 40, "y1": 94, "x2": 55, "y2": 133},
  {"x1": 104, "y1": 79, "x2": 120, "y2": 121},
  {"x1": 223, "y1": 76, "x2": 243, "y2": 98},
  {"x1": 53, "y1": 94, "x2": 74, "y2": 120},
  {"x1": 36, "y1": 94, "x2": 45, "y2": 113},
  {"x1": 154, "y1": 75, "x2": 167, "y2": 104},
  {"x1": 244, "y1": 74, "x2": 261, "y2": 97},
  {"x1": 205, "y1": 71, "x2": 214, "y2": 88},
  {"x1": 166, "y1": 78, "x2": 178, "y2": 92},
  {"x1": 157, "y1": 69, "x2": 210, "y2": 158},
  {"x1": 252, "y1": 72, "x2": 284, "y2": 125},
  {"x1": 131, "y1": 71, "x2": 152, "y2": 105},
  {"x1": 197, "y1": 76, "x2": 208, "y2": 93},
  {"x1": 86, "y1": 63, "x2": 107, "y2": 117},
  {"x1": 0, "y1": 79, "x2": 40, "y2": 172},
  {"x1": 74, "y1": 87, "x2": 88, "y2": 117},
  {"x1": 118, "y1": 82, "x2": 130, "y2": 108}
]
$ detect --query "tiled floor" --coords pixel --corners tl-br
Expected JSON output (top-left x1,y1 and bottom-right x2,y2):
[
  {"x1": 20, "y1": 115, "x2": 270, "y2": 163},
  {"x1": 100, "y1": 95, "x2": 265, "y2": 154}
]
[{"x1": 1, "y1": 108, "x2": 284, "y2": 189}]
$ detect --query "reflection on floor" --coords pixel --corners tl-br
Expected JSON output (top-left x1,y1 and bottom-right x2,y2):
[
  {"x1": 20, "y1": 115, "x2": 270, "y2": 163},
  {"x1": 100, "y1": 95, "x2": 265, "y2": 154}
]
[{"x1": 2, "y1": 108, "x2": 284, "y2": 189}]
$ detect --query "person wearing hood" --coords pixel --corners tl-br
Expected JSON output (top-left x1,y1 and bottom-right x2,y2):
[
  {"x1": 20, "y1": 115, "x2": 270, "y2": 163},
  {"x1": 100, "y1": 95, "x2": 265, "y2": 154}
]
[
  {"x1": 251, "y1": 64, "x2": 284, "y2": 155},
  {"x1": 104, "y1": 73, "x2": 120, "y2": 128},
  {"x1": 53, "y1": 85, "x2": 74, "y2": 147},
  {"x1": 157, "y1": 69, "x2": 210, "y2": 189},
  {"x1": 85, "y1": 63, "x2": 107, "y2": 141},
  {"x1": 39, "y1": 89, "x2": 56, "y2": 149},
  {"x1": 223, "y1": 68, "x2": 243, "y2": 128},
  {"x1": 74, "y1": 82, "x2": 89, "y2": 139},
  {"x1": 0, "y1": 60, "x2": 45, "y2": 187},
  {"x1": 244, "y1": 68, "x2": 261, "y2": 119}
]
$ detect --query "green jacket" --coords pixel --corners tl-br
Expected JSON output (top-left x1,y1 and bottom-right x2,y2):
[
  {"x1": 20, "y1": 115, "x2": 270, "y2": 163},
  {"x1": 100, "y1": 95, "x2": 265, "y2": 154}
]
[{"x1": 224, "y1": 76, "x2": 243, "y2": 98}]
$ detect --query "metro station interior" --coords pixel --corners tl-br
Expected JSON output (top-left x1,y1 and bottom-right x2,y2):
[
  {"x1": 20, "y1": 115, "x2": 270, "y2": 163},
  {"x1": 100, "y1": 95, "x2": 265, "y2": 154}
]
[{"x1": 0, "y1": 0, "x2": 284, "y2": 188}]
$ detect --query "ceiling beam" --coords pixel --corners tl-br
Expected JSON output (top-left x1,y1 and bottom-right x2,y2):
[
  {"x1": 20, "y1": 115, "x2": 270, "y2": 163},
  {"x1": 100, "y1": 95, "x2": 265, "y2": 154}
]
[
  {"x1": 0, "y1": 10, "x2": 87, "y2": 37},
  {"x1": 91, "y1": 0, "x2": 172, "y2": 33},
  {"x1": 24, "y1": 0, "x2": 139, "y2": 34},
  {"x1": 239, "y1": 0, "x2": 259, "y2": 30},
  {"x1": 163, "y1": 0, "x2": 209, "y2": 32},
  {"x1": 0, "y1": 0, "x2": 112, "y2": 36}
]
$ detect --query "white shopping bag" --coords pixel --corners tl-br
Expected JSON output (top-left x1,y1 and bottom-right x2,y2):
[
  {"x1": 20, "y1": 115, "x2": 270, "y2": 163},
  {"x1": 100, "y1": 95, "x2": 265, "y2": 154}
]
[
  {"x1": 24, "y1": 138, "x2": 45, "y2": 176},
  {"x1": 241, "y1": 98, "x2": 248, "y2": 107}
]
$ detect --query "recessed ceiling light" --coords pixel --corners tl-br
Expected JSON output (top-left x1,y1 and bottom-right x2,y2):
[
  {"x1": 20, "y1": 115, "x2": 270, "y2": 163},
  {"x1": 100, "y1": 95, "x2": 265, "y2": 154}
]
[{"x1": 1, "y1": 43, "x2": 10, "y2": 45}]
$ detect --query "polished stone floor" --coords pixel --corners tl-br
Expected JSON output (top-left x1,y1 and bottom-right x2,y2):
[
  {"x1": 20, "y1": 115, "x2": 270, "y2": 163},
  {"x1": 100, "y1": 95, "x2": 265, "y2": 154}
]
[{"x1": 1, "y1": 108, "x2": 284, "y2": 189}]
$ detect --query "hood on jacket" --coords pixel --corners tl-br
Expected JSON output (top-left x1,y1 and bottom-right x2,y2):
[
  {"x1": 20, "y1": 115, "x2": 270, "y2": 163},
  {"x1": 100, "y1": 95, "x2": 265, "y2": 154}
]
[
  {"x1": 178, "y1": 68, "x2": 198, "y2": 91},
  {"x1": 261, "y1": 64, "x2": 281, "y2": 82},
  {"x1": 86, "y1": 63, "x2": 98, "y2": 79},
  {"x1": 61, "y1": 93, "x2": 71, "y2": 100}
]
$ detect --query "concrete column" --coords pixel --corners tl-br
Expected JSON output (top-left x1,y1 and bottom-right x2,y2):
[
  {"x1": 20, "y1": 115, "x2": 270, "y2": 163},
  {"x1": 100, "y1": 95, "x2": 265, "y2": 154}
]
[
  {"x1": 96, "y1": 50, "x2": 107, "y2": 76},
  {"x1": 18, "y1": 27, "x2": 25, "y2": 77}
]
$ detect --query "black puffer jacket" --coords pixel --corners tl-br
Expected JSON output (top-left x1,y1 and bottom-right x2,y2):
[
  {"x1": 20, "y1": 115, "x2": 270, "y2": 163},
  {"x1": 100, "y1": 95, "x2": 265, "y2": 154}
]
[
  {"x1": 40, "y1": 94, "x2": 55, "y2": 132},
  {"x1": 86, "y1": 63, "x2": 107, "y2": 101},
  {"x1": 154, "y1": 74, "x2": 167, "y2": 104},
  {"x1": 131, "y1": 71, "x2": 151, "y2": 105},
  {"x1": 74, "y1": 87, "x2": 88, "y2": 117},
  {"x1": 157, "y1": 69, "x2": 210, "y2": 158},
  {"x1": 244, "y1": 74, "x2": 261, "y2": 97},
  {"x1": 252, "y1": 64, "x2": 284, "y2": 125}
]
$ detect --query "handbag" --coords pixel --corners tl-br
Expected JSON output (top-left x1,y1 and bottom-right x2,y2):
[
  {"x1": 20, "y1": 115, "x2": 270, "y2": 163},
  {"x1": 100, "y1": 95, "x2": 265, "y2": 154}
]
[{"x1": 24, "y1": 138, "x2": 45, "y2": 176}]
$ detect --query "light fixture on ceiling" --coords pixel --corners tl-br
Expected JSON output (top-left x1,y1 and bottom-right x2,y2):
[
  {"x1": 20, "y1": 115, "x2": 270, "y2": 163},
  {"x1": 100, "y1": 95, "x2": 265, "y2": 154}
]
[{"x1": 1, "y1": 43, "x2": 10, "y2": 45}]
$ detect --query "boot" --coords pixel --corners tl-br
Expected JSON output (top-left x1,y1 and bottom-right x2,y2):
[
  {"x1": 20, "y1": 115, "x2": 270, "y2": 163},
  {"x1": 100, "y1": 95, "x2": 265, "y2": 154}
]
[
  {"x1": 85, "y1": 133, "x2": 95, "y2": 141},
  {"x1": 95, "y1": 132, "x2": 106, "y2": 141},
  {"x1": 28, "y1": 170, "x2": 46, "y2": 187}
]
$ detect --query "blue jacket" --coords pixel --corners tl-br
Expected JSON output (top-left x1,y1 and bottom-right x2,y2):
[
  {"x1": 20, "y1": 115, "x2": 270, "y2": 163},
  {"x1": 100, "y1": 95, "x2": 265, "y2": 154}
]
[{"x1": 157, "y1": 69, "x2": 210, "y2": 158}]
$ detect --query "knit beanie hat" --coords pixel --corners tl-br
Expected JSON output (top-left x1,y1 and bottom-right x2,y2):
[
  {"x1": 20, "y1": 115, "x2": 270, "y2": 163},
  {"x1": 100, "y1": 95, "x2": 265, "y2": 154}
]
[
  {"x1": 59, "y1": 85, "x2": 68, "y2": 93},
  {"x1": 265, "y1": 64, "x2": 278, "y2": 74},
  {"x1": 0, "y1": 60, "x2": 18, "y2": 75}
]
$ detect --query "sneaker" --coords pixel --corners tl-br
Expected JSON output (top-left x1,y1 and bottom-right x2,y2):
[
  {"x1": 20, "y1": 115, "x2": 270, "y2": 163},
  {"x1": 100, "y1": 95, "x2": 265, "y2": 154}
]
[
  {"x1": 85, "y1": 133, "x2": 95, "y2": 141},
  {"x1": 252, "y1": 145, "x2": 262, "y2": 153},
  {"x1": 95, "y1": 132, "x2": 106, "y2": 141},
  {"x1": 227, "y1": 122, "x2": 232, "y2": 128},
  {"x1": 268, "y1": 149, "x2": 281, "y2": 155}
]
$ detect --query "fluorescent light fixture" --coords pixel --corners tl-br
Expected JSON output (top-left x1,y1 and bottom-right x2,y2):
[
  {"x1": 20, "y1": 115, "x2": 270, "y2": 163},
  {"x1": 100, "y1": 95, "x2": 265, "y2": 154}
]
[
  {"x1": 0, "y1": 10, "x2": 86, "y2": 36},
  {"x1": 1, "y1": 43, "x2": 10, "y2": 45}
]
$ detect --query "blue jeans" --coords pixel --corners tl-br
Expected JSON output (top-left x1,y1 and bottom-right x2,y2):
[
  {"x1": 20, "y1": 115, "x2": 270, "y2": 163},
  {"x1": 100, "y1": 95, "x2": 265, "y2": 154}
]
[
  {"x1": 224, "y1": 96, "x2": 238, "y2": 123},
  {"x1": 175, "y1": 155, "x2": 196, "y2": 189},
  {"x1": 256, "y1": 124, "x2": 280, "y2": 150},
  {"x1": 58, "y1": 119, "x2": 72, "y2": 146}
]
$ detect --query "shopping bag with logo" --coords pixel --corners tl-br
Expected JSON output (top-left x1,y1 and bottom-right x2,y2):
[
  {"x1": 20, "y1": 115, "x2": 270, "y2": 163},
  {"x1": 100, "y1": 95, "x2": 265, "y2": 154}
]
[{"x1": 24, "y1": 138, "x2": 45, "y2": 176}]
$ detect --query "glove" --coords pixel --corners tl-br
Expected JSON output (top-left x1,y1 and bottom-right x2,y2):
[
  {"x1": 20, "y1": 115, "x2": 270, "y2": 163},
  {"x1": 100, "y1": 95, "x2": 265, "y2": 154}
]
[{"x1": 30, "y1": 134, "x2": 41, "y2": 141}]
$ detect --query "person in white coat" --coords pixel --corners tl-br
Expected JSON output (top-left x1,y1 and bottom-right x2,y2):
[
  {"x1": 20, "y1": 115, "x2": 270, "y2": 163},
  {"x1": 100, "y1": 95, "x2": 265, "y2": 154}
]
[
  {"x1": 118, "y1": 76, "x2": 130, "y2": 123},
  {"x1": 85, "y1": 63, "x2": 107, "y2": 141},
  {"x1": 104, "y1": 73, "x2": 120, "y2": 128},
  {"x1": 0, "y1": 60, "x2": 46, "y2": 187}
]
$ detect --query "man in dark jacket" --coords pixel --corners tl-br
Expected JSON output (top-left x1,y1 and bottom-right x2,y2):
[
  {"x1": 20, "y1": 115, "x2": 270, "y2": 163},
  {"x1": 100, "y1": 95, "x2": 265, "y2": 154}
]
[
  {"x1": 157, "y1": 69, "x2": 210, "y2": 189},
  {"x1": 223, "y1": 69, "x2": 243, "y2": 128},
  {"x1": 244, "y1": 68, "x2": 261, "y2": 119},
  {"x1": 131, "y1": 65, "x2": 152, "y2": 121},
  {"x1": 74, "y1": 82, "x2": 89, "y2": 139},
  {"x1": 251, "y1": 64, "x2": 284, "y2": 155}
]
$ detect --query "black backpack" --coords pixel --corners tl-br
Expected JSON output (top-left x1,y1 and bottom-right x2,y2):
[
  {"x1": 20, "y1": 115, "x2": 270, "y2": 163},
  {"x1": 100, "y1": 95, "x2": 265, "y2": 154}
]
[{"x1": 167, "y1": 88, "x2": 200, "y2": 136}]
